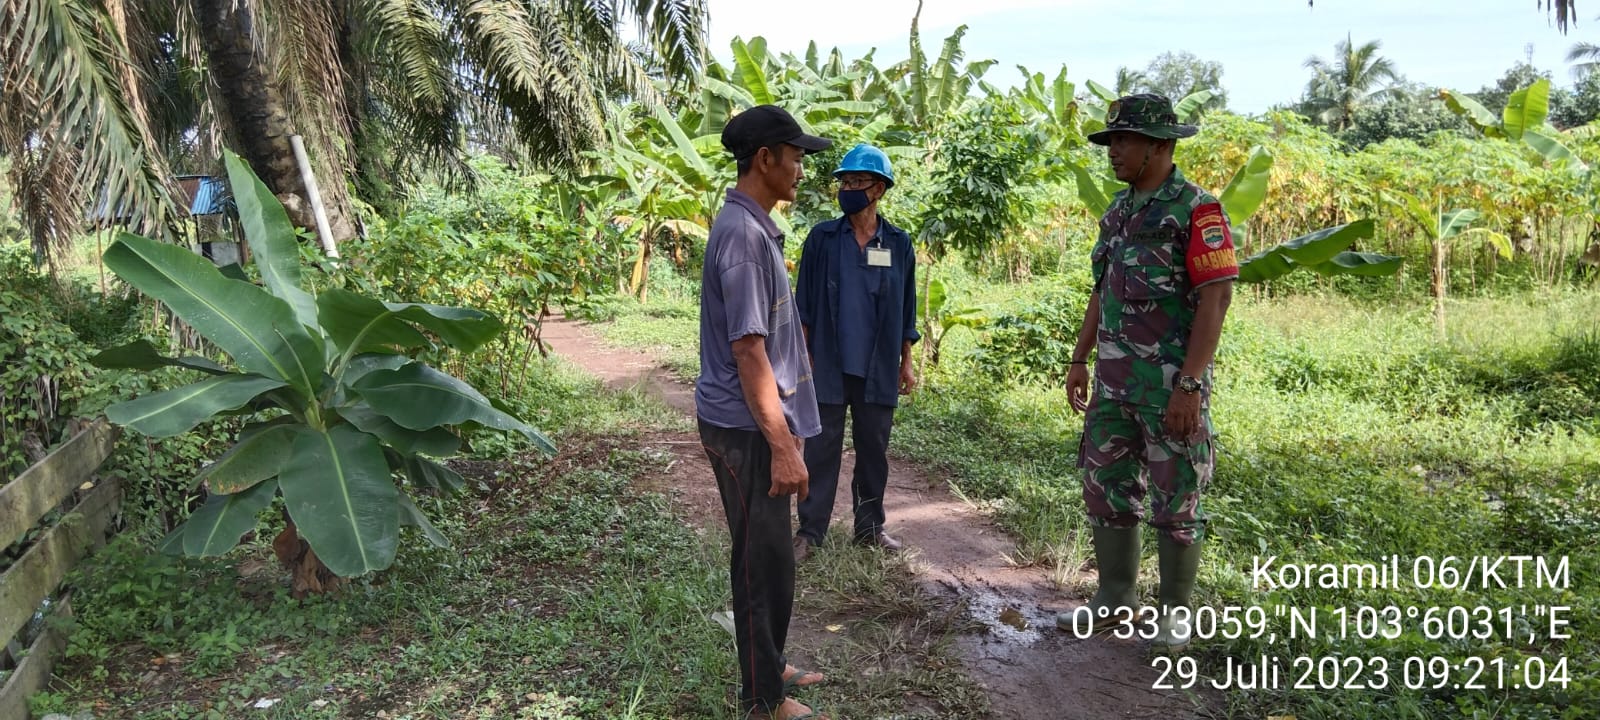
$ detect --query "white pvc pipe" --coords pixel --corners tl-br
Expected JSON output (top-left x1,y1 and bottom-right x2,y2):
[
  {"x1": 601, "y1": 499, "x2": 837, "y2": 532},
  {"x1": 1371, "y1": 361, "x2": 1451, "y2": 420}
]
[{"x1": 289, "y1": 134, "x2": 339, "y2": 259}]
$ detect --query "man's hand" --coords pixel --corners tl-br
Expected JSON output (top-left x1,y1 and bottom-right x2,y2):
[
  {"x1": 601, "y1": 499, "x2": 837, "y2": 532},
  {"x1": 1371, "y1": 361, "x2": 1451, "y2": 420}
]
[
  {"x1": 1163, "y1": 388, "x2": 1203, "y2": 441},
  {"x1": 1066, "y1": 363, "x2": 1092, "y2": 413},
  {"x1": 769, "y1": 438, "x2": 809, "y2": 501},
  {"x1": 899, "y1": 362, "x2": 918, "y2": 395}
]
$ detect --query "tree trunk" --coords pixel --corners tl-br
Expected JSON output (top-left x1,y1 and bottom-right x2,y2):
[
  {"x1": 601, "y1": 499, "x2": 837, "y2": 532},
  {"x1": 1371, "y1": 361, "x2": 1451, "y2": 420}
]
[
  {"x1": 272, "y1": 516, "x2": 344, "y2": 598},
  {"x1": 1431, "y1": 238, "x2": 1447, "y2": 336},
  {"x1": 195, "y1": 0, "x2": 357, "y2": 245},
  {"x1": 631, "y1": 224, "x2": 654, "y2": 302}
]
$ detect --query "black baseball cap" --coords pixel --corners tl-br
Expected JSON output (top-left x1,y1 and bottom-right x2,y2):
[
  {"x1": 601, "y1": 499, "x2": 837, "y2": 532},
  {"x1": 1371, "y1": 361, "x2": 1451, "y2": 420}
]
[{"x1": 721, "y1": 104, "x2": 832, "y2": 160}]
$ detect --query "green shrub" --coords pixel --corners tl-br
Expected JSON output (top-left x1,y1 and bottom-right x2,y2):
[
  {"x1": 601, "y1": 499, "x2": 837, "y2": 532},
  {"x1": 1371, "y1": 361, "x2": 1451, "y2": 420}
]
[
  {"x1": 968, "y1": 282, "x2": 1086, "y2": 387},
  {"x1": 0, "y1": 244, "x2": 116, "y2": 477}
]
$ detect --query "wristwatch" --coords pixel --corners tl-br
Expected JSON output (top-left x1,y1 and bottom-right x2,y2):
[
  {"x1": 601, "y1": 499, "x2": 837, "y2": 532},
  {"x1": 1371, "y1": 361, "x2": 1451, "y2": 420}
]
[{"x1": 1176, "y1": 375, "x2": 1203, "y2": 394}]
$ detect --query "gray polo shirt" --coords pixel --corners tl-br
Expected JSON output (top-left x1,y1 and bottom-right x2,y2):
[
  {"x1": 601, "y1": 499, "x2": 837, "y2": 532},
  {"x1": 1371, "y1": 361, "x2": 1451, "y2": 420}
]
[{"x1": 695, "y1": 189, "x2": 822, "y2": 439}]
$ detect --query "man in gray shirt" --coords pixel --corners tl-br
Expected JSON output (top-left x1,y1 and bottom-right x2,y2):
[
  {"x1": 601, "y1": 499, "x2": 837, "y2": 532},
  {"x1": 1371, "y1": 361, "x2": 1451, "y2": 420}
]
[{"x1": 697, "y1": 104, "x2": 831, "y2": 720}]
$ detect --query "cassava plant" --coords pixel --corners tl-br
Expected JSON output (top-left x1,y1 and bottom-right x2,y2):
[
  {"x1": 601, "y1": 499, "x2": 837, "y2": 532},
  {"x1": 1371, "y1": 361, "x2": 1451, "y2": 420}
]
[
  {"x1": 91, "y1": 152, "x2": 554, "y2": 596},
  {"x1": 1202, "y1": 145, "x2": 1403, "y2": 283},
  {"x1": 1067, "y1": 144, "x2": 1402, "y2": 283}
]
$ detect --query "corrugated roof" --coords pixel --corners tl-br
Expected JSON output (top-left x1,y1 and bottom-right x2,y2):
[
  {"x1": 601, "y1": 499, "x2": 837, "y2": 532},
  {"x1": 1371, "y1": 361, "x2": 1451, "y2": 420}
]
[
  {"x1": 88, "y1": 174, "x2": 229, "y2": 223},
  {"x1": 176, "y1": 175, "x2": 228, "y2": 216}
]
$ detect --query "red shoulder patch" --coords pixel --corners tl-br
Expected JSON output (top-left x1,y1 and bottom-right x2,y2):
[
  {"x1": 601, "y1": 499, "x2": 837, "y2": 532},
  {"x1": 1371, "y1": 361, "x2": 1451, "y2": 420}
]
[{"x1": 1186, "y1": 203, "x2": 1238, "y2": 286}]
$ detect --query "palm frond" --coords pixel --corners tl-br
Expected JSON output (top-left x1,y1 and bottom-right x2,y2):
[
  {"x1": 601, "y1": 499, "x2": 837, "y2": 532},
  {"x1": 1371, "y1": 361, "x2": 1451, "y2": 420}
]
[
  {"x1": 1567, "y1": 40, "x2": 1600, "y2": 63},
  {"x1": 1541, "y1": 0, "x2": 1578, "y2": 34},
  {"x1": 624, "y1": 0, "x2": 706, "y2": 81},
  {"x1": 263, "y1": 0, "x2": 352, "y2": 191},
  {"x1": 454, "y1": 0, "x2": 608, "y2": 167},
  {"x1": 357, "y1": 0, "x2": 465, "y2": 169},
  {"x1": 560, "y1": 0, "x2": 616, "y2": 42},
  {"x1": 554, "y1": 0, "x2": 703, "y2": 84},
  {"x1": 161, "y1": 0, "x2": 222, "y2": 167},
  {"x1": 0, "y1": 0, "x2": 177, "y2": 260},
  {"x1": 1114, "y1": 67, "x2": 1146, "y2": 95},
  {"x1": 1568, "y1": 40, "x2": 1600, "y2": 79}
]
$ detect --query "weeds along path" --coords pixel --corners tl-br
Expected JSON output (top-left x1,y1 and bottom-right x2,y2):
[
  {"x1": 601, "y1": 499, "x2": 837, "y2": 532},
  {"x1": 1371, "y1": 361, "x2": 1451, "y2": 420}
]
[{"x1": 542, "y1": 315, "x2": 1212, "y2": 719}]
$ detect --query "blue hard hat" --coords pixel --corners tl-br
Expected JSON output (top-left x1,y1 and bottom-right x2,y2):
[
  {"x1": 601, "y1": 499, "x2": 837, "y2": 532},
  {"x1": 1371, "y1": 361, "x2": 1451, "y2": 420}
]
[{"x1": 832, "y1": 144, "x2": 895, "y2": 189}]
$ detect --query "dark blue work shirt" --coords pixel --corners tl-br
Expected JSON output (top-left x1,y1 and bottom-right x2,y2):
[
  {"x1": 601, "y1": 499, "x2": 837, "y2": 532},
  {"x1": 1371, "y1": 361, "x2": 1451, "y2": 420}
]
[
  {"x1": 795, "y1": 215, "x2": 920, "y2": 408},
  {"x1": 836, "y1": 232, "x2": 880, "y2": 379}
]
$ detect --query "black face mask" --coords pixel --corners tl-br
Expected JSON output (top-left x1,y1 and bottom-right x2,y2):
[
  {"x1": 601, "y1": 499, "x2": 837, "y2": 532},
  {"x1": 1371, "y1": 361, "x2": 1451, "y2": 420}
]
[{"x1": 837, "y1": 189, "x2": 872, "y2": 215}]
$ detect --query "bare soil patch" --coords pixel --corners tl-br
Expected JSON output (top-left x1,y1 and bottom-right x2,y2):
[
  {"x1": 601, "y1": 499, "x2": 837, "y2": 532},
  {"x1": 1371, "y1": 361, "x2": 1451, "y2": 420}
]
[{"x1": 542, "y1": 315, "x2": 1217, "y2": 719}]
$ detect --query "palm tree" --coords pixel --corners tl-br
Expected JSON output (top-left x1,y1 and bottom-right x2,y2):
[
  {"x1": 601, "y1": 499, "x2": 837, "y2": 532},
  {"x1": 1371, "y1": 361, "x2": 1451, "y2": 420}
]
[
  {"x1": 1, "y1": 0, "x2": 707, "y2": 260},
  {"x1": 0, "y1": 0, "x2": 180, "y2": 259},
  {"x1": 1564, "y1": 15, "x2": 1600, "y2": 78},
  {"x1": 1302, "y1": 33, "x2": 1403, "y2": 131},
  {"x1": 1568, "y1": 42, "x2": 1600, "y2": 81},
  {"x1": 1113, "y1": 66, "x2": 1147, "y2": 96}
]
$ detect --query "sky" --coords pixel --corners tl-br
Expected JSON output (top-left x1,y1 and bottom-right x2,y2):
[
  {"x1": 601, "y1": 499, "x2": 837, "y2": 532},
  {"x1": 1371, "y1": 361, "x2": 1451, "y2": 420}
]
[{"x1": 702, "y1": 0, "x2": 1595, "y2": 113}]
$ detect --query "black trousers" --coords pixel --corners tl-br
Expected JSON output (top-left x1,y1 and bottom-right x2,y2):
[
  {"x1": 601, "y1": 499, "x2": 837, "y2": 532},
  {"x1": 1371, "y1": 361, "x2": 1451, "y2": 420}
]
[
  {"x1": 797, "y1": 374, "x2": 897, "y2": 544},
  {"x1": 699, "y1": 419, "x2": 793, "y2": 712}
]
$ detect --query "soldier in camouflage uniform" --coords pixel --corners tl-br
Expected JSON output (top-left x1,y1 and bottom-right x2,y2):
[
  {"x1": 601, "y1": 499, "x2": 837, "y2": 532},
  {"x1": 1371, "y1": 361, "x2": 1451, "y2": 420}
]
[{"x1": 1055, "y1": 94, "x2": 1239, "y2": 651}]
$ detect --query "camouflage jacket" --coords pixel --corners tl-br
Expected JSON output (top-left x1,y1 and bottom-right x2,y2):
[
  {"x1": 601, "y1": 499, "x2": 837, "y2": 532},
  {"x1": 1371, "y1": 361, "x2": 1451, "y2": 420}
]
[{"x1": 1091, "y1": 166, "x2": 1239, "y2": 408}]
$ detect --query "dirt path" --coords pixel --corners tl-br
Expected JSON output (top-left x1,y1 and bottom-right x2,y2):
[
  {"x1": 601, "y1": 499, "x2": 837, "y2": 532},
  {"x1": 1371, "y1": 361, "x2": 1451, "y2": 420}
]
[{"x1": 541, "y1": 316, "x2": 1212, "y2": 719}]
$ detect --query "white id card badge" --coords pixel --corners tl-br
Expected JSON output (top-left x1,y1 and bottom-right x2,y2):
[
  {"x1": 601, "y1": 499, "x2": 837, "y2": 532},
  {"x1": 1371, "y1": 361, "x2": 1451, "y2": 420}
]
[{"x1": 866, "y1": 247, "x2": 892, "y2": 267}]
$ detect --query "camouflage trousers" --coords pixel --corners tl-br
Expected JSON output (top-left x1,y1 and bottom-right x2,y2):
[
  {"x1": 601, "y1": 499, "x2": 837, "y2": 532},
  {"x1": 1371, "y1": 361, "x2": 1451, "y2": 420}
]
[{"x1": 1077, "y1": 397, "x2": 1213, "y2": 546}]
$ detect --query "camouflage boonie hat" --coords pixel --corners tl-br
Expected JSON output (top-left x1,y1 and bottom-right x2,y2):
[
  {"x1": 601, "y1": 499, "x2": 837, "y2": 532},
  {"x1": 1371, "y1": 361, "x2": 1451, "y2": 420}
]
[{"x1": 1087, "y1": 93, "x2": 1198, "y2": 146}]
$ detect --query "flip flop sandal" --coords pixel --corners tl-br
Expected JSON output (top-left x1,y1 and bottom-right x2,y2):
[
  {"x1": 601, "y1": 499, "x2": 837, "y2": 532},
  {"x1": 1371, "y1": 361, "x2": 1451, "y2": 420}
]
[
  {"x1": 753, "y1": 704, "x2": 831, "y2": 720},
  {"x1": 783, "y1": 669, "x2": 826, "y2": 693}
]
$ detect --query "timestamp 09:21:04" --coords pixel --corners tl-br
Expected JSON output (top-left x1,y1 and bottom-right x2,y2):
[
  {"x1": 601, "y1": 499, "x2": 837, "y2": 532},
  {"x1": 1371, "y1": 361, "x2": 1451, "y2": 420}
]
[{"x1": 1152, "y1": 654, "x2": 1573, "y2": 692}]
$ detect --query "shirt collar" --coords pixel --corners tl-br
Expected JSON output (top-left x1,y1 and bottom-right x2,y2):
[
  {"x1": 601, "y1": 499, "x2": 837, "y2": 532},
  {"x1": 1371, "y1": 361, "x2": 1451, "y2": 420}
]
[
  {"x1": 830, "y1": 214, "x2": 885, "y2": 242},
  {"x1": 1123, "y1": 165, "x2": 1187, "y2": 213},
  {"x1": 1155, "y1": 166, "x2": 1188, "y2": 202},
  {"x1": 725, "y1": 189, "x2": 783, "y2": 241}
]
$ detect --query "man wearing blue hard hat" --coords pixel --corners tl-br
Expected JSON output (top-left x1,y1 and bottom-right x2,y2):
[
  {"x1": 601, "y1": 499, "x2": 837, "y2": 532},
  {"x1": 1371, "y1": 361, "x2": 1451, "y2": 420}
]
[{"x1": 792, "y1": 143, "x2": 920, "y2": 562}]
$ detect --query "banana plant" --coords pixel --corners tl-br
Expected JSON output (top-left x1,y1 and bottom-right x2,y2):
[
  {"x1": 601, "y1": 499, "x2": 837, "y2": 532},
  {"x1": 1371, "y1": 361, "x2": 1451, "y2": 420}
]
[
  {"x1": 1076, "y1": 81, "x2": 1213, "y2": 132},
  {"x1": 1213, "y1": 146, "x2": 1401, "y2": 283},
  {"x1": 678, "y1": 36, "x2": 914, "y2": 236},
  {"x1": 1066, "y1": 144, "x2": 1398, "y2": 282},
  {"x1": 857, "y1": 1, "x2": 994, "y2": 135},
  {"x1": 1078, "y1": 78, "x2": 1121, "y2": 128},
  {"x1": 918, "y1": 277, "x2": 985, "y2": 367},
  {"x1": 591, "y1": 105, "x2": 722, "y2": 300},
  {"x1": 698, "y1": 36, "x2": 878, "y2": 136},
  {"x1": 1384, "y1": 190, "x2": 1512, "y2": 329},
  {"x1": 1440, "y1": 78, "x2": 1589, "y2": 171},
  {"x1": 1235, "y1": 219, "x2": 1399, "y2": 282},
  {"x1": 1173, "y1": 90, "x2": 1219, "y2": 123},
  {"x1": 1016, "y1": 65, "x2": 1080, "y2": 134},
  {"x1": 91, "y1": 151, "x2": 553, "y2": 595},
  {"x1": 1014, "y1": 64, "x2": 1099, "y2": 171}
]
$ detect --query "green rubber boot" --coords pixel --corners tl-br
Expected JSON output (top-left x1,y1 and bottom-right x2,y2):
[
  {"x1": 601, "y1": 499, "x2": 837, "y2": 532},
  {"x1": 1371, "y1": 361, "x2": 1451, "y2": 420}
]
[
  {"x1": 1056, "y1": 526, "x2": 1140, "y2": 633},
  {"x1": 1152, "y1": 534, "x2": 1203, "y2": 651}
]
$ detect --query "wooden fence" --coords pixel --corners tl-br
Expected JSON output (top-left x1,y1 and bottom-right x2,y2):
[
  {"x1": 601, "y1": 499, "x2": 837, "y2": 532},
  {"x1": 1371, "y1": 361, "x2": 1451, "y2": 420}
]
[{"x1": 0, "y1": 420, "x2": 121, "y2": 718}]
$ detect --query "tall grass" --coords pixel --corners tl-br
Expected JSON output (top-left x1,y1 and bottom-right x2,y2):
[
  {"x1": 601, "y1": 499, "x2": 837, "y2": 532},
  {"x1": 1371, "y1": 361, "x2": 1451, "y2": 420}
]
[
  {"x1": 896, "y1": 290, "x2": 1600, "y2": 718},
  {"x1": 580, "y1": 273, "x2": 1599, "y2": 717}
]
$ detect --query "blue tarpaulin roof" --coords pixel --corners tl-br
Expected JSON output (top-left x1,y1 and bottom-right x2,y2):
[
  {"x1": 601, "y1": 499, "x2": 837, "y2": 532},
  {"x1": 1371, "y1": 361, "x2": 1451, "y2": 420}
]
[{"x1": 89, "y1": 174, "x2": 230, "y2": 223}]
